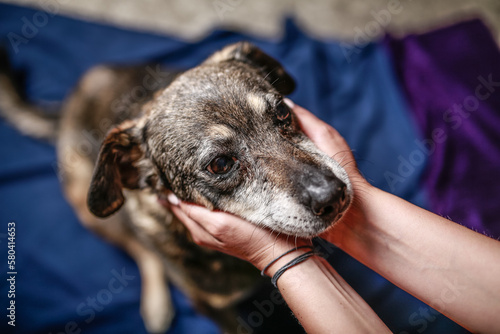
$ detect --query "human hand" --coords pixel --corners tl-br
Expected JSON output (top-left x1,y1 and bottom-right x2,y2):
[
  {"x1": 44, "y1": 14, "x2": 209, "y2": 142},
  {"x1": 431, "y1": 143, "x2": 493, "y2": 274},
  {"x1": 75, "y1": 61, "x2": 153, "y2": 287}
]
[{"x1": 167, "y1": 195, "x2": 311, "y2": 274}]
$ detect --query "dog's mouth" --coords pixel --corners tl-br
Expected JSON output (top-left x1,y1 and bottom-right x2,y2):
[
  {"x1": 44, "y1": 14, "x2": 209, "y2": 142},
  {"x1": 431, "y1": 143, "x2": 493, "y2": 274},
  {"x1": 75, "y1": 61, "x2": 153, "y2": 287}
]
[
  {"x1": 155, "y1": 189, "x2": 351, "y2": 239},
  {"x1": 270, "y1": 197, "x2": 352, "y2": 238}
]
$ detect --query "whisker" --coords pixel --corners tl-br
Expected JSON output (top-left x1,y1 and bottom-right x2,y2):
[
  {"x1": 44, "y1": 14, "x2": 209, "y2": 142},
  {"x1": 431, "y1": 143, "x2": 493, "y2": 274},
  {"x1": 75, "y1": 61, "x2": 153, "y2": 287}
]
[
  {"x1": 270, "y1": 76, "x2": 280, "y2": 87},
  {"x1": 249, "y1": 212, "x2": 274, "y2": 242},
  {"x1": 331, "y1": 150, "x2": 353, "y2": 159},
  {"x1": 341, "y1": 160, "x2": 357, "y2": 168},
  {"x1": 263, "y1": 67, "x2": 278, "y2": 81}
]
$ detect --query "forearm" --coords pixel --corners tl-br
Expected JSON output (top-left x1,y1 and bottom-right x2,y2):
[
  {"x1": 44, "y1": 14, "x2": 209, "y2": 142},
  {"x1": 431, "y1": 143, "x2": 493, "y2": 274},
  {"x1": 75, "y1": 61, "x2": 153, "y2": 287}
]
[
  {"x1": 331, "y1": 186, "x2": 500, "y2": 332},
  {"x1": 174, "y1": 200, "x2": 390, "y2": 333},
  {"x1": 270, "y1": 255, "x2": 390, "y2": 333}
]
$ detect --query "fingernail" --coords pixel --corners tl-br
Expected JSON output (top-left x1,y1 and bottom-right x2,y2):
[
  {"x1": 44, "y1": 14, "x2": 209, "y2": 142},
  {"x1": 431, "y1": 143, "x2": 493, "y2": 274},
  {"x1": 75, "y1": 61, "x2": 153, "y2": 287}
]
[
  {"x1": 284, "y1": 98, "x2": 294, "y2": 109},
  {"x1": 167, "y1": 193, "x2": 180, "y2": 206}
]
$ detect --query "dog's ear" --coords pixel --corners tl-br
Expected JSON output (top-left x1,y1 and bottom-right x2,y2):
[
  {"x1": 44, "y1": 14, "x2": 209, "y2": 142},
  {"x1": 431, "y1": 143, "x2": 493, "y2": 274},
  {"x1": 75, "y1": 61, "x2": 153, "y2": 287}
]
[
  {"x1": 87, "y1": 120, "x2": 145, "y2": 218},
  {"x1": 207, "y1": 41, "x2": 295, "y2": 95}
]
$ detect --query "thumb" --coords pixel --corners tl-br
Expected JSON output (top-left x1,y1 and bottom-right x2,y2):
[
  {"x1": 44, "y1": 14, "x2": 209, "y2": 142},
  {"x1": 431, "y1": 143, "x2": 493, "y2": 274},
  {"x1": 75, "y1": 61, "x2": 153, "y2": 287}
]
[{"x1": 286, "y1": 98, "x2": 347, "y2": 158}]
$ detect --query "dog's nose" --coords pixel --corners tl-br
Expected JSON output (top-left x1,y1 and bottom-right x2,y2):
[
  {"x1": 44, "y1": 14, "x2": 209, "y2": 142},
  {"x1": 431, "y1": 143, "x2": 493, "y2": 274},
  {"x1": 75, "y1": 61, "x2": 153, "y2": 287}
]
[
  {"x1": 311, "y1": 183, "x2": 346, "y2": 216},
  {"x1": 299, "y1": 166, "x2": 347, "y2": 221}
]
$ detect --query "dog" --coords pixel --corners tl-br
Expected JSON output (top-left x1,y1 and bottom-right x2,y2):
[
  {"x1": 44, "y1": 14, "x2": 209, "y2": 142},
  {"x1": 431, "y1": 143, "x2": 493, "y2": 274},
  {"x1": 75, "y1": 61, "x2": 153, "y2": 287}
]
[{"x1": 0, "y1": 42, "x2": 352, "y2": 333}]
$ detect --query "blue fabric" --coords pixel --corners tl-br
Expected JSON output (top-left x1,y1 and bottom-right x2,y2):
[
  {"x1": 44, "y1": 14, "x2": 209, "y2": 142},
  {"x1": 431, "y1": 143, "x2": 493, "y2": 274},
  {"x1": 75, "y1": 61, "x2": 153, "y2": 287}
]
[{"x1": 0, "y1": 3, "x2": 466, "y2": 333}]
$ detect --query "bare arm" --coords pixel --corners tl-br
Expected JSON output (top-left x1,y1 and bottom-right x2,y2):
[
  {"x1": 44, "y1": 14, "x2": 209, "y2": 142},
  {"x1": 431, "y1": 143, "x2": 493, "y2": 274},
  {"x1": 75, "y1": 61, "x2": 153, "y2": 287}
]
[
  {"x1": 325, "y1": 185, "x2": 500, "y2": 333},
  {"x1": 169, "y1": 200, "x2": 390, "y2": 333},
  {"x1": 271, "y1": 256, "x2": 390, "y2": 333}
]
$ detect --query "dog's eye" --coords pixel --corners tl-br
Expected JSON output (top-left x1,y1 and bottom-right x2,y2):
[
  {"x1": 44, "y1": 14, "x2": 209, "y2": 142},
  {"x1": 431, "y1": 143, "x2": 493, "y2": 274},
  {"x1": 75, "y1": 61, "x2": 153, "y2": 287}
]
[
  {"x1": 276, "y1": 102, "x2": 291, "y2": 121},
  {"x1": 207, "y1": 156, "x2": 237, "y2": 175}
]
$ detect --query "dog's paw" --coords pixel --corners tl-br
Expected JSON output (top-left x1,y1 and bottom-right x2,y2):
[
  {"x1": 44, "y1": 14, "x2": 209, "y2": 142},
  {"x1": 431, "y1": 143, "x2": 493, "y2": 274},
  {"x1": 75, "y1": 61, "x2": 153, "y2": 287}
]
[{"x1": 141, "y1": 283, "x2": 175, "y2": 334}]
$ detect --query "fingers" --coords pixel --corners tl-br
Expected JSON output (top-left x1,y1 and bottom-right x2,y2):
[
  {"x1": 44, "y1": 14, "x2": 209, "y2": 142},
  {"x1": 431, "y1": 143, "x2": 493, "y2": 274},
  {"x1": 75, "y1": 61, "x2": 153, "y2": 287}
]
[
  {"x1": 167, "y1": 193, "x2": 230, "y2": 249},
  {"x1": 167, "y1": 193, "x2": 316, "y2": 269},
  {"x1": 169, "y1": 203, "x2": 221, "y2": 249},
  {"x1": 179, "y1": 201, "x2": 255, "y2": 239},
  {"x1": 168, "y1": 193, "x2": 268, "y2": 255},
  {"x1": 285, "y1": 98, "x2": 324, "y2": 131}
]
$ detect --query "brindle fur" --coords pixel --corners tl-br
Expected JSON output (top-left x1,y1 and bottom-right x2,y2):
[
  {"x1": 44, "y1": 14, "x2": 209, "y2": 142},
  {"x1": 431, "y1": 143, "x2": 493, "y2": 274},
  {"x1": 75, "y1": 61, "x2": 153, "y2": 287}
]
[{"x1": 0, "y1": 42, "x2": 352, "y2": 333}]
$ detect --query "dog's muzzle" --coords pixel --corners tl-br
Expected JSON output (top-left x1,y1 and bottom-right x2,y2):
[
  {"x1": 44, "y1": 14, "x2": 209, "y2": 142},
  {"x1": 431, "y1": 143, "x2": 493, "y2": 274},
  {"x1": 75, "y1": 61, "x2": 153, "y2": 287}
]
[{"x1": 297, "y1": 164, "x2": 348, "y2": 224}]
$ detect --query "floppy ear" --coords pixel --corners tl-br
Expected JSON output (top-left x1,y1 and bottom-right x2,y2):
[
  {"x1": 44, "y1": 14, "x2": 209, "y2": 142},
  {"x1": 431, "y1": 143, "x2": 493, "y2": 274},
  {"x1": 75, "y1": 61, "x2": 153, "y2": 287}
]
[
  {"x1": 207, "y1": 41, "x2": 295, "y2": 95},
  {"x1": 87, "y1": 120, "x2": 145, "y2": 218}
]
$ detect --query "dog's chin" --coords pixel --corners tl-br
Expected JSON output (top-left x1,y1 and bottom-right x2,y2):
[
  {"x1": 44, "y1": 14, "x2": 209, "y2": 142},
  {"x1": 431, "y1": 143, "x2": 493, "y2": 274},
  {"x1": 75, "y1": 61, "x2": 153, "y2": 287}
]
[
  {"x1": 273, "y1": 221, "x2": 329, "y2": 239},
  {"x1": 266, "y1": 211, "x2": 344, "y2": 239},
  {"x1": 269, "y1": 197, "x2": 352, "y2": 238}
]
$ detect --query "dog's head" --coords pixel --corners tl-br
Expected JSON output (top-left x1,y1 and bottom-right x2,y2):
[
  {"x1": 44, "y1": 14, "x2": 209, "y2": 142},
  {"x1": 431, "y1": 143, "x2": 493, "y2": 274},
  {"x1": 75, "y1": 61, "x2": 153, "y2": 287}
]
[{"x1": 87, "y1": 42, "x2": 352, "y2": 237}]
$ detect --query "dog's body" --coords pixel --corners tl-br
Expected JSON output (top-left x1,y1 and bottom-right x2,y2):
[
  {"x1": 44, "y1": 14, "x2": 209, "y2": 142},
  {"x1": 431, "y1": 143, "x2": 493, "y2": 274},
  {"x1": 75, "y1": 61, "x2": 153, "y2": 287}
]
[
  {"x1": 57, "y1": 64, "x2": 262, "y2": 331},
  {"x1": 0, "y1": 43, "x2": 352, "y2": 333}
]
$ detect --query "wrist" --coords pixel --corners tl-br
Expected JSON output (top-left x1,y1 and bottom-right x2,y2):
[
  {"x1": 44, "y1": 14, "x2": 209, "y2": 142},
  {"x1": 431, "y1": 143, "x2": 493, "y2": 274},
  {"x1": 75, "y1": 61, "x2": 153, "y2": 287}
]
[
  {"x1": 323, "y1": 182, "x2": 381, "y2": 249},
  {"x1": 256, "y1": 242, "x2": 313, "y2": 276},
  {"x1": 269, "y1": 250, "x2": 317, "y2": 287},
  {"x1": 264, "y1": 247, "x2": 314, "y2": 278}
]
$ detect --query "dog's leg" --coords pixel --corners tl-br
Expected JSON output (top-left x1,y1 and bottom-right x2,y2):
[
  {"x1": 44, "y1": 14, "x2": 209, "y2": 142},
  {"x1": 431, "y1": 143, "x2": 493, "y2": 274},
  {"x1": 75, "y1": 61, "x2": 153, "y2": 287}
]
[
  {"x1": 127, "y1": 238, "x2": 175, "y2": 333},
  {"x1": 64, "y1": 176, "x2": 175, "y2": 333},
  {"x1": 58, "y1": 144, "x2": 174, "y2": 333}
]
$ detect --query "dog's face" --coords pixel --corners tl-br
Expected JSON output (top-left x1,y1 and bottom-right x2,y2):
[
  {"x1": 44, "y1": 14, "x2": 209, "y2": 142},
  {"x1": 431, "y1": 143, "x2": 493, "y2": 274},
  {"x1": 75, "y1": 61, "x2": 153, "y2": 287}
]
[{"x1": 88, "y1": 42, "x2": 352, "y2": 237}]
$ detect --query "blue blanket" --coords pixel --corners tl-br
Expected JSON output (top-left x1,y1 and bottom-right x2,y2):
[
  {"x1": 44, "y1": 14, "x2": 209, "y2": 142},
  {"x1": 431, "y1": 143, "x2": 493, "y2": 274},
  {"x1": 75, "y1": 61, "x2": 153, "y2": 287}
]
[{"x1": 1, "y1": 3, "x2": 481, "y2": 333}]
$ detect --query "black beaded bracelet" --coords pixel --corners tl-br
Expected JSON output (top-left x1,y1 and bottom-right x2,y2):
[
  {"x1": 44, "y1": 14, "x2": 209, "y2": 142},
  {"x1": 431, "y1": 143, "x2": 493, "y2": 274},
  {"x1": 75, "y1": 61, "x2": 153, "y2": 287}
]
[
  {"x1": 271, "y1": 250, "x2": 316, "y2": 288},
  {"x1": 260, "y1": 245, "x2": 314, "y2": 277}
]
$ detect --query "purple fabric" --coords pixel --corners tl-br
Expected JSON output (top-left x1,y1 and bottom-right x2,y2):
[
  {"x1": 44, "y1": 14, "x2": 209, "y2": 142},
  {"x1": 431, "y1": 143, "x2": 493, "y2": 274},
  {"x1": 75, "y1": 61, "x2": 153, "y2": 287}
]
[{"x1": 385, "y1": 20, "x2": 500, "y2": 238}]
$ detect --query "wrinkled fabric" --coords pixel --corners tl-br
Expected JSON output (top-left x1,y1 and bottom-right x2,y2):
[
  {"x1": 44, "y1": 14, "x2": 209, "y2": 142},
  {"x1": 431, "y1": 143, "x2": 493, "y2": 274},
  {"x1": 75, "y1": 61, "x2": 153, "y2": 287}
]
[{"x1": 386, "y1": 20, "x2": 500, "y2": 238}]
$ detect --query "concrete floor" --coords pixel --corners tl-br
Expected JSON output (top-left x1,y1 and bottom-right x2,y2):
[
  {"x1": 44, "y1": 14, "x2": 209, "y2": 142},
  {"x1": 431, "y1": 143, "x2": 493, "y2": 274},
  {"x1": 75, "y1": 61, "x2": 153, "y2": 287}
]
[{"x1": 3, "y1": 0, "x2": 500, "y2": 43}]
